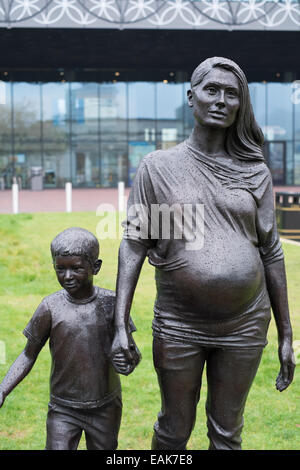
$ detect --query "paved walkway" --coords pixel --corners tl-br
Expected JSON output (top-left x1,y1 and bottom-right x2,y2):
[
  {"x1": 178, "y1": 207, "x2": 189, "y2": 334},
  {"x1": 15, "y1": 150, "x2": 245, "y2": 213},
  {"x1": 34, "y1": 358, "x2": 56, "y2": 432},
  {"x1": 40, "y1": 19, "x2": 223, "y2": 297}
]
[
  {"x1": 0, "y1": 188, "x2": 131, "y2": 214},
  {"x1": 0, "y1": 186, "x2": 300, "y2": 214}
]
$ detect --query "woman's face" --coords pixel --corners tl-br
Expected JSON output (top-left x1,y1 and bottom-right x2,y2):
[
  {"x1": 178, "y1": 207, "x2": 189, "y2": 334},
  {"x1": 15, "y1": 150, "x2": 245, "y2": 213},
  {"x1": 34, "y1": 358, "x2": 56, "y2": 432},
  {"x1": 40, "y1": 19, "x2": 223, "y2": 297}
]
[{"x1": 188, "y1": 67, "x2": 240, "y2": 129}]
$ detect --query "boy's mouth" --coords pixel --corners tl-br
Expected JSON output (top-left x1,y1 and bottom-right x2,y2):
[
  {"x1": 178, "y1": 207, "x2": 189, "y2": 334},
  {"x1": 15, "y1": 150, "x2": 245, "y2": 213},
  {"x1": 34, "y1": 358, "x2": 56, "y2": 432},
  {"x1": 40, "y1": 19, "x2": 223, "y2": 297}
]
[{"x1": 64, "y1": 282, "x2": 77, "y2": 289}]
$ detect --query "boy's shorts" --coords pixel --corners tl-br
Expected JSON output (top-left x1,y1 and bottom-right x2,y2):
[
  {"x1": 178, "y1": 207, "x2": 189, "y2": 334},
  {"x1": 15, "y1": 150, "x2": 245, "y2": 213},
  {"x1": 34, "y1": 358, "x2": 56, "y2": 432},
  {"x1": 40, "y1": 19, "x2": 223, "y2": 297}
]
[{"x1": 45, "y1": 396, "x2": 122, "y2": 450}]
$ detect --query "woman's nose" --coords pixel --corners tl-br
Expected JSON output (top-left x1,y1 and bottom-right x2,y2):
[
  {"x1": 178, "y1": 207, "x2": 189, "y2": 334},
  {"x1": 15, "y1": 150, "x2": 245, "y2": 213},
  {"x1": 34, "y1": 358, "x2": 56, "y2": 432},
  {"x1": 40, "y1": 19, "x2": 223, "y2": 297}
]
[{"x1": 216, "y1": 90, "x2": 225, "y2": 107}]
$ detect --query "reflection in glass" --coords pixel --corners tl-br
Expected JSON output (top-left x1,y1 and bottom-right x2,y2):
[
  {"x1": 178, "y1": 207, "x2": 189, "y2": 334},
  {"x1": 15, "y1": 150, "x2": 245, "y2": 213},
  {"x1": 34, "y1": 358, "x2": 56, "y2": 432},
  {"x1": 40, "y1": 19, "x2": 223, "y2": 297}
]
[
  {"x1": 70, "y1": 83, "x2": 100, "y2": 187},
  {"x1": 13, "y1": 83, "x2": 42, "y2": 188},
  {"x1": 42, "y1": 83, "x2": 70, "y2": 188},
  {"x1": 285, "y1": 141, "x2": 294, "y2": 185},
  {"x1": 183, "y1": 82, "x2": 194, "y2": 139},
  {"x1": 128, "y1": 82, "x2": 156, "y2": 142},
  {"x1": 156, "y1": 83, "x2": 184, "y2": 149},
  {"x1": 294, "y1": 82, "x2": 300, "y2": 140},
  {"x1": 128, "y1": 141, "x2": 155, "y2": 186},
  {"x1": 43, "y1": 150, "x2": 70, "y2": 189},
  {"x1": 266, "y1": 141, "x2": 286, "y2": 185},
  {"x1": 0, "y1": 79, "x2": 298, "y2": 190},
  {"x1": 266, "y1": 83, "x2": 293, "y2": 141},
  {"x1": 100, "y1": 83, "x2": 127, "y2": 141},
  {"x1": 0, "y1": 82, "x2": 12, "y2": 188},
  {"x1": 42, "y1": 82, "x2": 69, "y2": 142},
  {"x1": 71, "y1": 143, "x2": 100, "y2": 188},
  {"x1": 294, "y1": 142, "x2": 300, "y2": 184},
  {"x1": 249, "y1": 83, "x2": 266, "y2": 132},
  {"x1": 100, "y1": 142, "x2": 127, "y2": 187}
]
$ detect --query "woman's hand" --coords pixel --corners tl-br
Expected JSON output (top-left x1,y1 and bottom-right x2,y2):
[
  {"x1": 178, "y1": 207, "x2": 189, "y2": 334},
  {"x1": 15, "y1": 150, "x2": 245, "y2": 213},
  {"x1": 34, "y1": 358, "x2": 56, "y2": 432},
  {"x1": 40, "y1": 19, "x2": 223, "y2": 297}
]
[
  {"x1": 111, "y1": 328, "x2": 141, "y2": 376},
  {"x1": 276, "y1": 337, "x2": 296, "y2": 392}
]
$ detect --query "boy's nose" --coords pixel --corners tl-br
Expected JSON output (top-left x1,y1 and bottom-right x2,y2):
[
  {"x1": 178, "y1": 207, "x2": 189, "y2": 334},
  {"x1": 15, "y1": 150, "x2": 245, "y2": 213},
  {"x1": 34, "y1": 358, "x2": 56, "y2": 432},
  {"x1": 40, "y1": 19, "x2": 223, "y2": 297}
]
[{"x1": 64, "y1": 269, "x2": 74, "y2": 280}]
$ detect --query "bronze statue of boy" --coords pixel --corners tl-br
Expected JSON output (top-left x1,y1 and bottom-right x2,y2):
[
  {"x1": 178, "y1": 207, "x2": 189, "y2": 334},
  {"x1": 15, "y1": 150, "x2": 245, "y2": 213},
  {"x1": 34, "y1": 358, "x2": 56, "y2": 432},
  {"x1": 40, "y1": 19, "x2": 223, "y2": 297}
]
[{"x1": 0, "y1": 227, "x2": 140, "y2": 450}]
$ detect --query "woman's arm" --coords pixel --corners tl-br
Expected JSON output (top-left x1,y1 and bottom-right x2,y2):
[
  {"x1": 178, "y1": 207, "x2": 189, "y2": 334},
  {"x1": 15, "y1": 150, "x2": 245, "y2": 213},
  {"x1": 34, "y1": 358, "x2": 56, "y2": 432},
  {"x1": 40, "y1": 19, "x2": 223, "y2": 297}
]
[
  {"x1": 264, "y1": 259, "x2": 295, "y2": 392},
  {"x1": 111, "y1": 238, "x2": 148, "y2": 375},
  {"x1": 0, "y1": 339, "x2": 43, "y2": 407}
]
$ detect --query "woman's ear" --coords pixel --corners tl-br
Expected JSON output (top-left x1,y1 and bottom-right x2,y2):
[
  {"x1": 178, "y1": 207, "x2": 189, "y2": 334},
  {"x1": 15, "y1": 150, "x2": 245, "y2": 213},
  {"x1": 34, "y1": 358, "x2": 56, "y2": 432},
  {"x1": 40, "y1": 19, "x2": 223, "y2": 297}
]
[
  {"x1": 93, "y1": 259, "x2": 102, "y2": 275},
  {"x1": 187, "y1": 89, "x2": 193, "y2": 108}
]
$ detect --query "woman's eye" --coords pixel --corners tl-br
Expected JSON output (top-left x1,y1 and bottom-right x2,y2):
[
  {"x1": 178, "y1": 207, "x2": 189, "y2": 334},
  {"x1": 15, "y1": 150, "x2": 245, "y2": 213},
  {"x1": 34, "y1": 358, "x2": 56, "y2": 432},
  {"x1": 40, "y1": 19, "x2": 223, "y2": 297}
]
[
  {"x1": 207, "y1": 87, "x2": 216, "y2": 94},
  {"x1": 227, "y1": 90, "x2": 238, "y2": 98}
]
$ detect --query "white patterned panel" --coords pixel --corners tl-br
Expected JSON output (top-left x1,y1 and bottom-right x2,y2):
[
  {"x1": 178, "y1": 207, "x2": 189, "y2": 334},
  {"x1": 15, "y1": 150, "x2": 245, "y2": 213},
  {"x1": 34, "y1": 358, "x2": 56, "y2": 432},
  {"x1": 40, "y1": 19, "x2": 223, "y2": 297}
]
[{"x1": 0, "y1": 0, "x2": 300, "y2": 28}]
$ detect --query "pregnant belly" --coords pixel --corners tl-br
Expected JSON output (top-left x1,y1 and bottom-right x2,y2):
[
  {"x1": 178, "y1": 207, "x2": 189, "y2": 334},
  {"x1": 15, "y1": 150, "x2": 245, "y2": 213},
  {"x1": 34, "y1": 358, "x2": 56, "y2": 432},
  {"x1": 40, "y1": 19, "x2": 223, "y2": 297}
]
[{"x1": 156, "y1": 241, "x2": 265, "y2": 320}]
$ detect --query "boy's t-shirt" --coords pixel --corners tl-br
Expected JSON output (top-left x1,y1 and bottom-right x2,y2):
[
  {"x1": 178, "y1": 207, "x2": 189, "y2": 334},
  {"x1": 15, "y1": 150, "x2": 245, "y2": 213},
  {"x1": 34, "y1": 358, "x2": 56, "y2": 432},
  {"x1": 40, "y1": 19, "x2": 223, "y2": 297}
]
[{"x1": 23, "y1": 286, "x2": 133, "y2": 409}]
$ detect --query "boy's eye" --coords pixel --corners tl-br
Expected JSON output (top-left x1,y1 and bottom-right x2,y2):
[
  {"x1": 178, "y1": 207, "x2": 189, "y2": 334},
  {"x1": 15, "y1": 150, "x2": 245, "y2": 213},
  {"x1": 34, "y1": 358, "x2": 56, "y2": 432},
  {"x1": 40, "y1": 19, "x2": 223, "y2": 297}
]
[{"x1": 73, "y1": 266, "x2": 85, "y2": 272}]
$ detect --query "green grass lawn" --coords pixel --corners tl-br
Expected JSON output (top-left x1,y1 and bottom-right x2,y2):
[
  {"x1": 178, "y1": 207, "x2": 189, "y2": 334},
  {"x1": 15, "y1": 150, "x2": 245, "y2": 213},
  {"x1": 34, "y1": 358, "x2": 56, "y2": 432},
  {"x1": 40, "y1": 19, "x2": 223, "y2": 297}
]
[{"x1": 0, "y1": 211, "x2": 299, "y2": 450}]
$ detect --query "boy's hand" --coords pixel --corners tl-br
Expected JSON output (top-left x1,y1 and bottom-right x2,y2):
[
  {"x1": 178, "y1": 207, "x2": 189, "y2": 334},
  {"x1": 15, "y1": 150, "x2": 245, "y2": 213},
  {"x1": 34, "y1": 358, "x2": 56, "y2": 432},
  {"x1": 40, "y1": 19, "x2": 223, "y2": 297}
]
[{"x1": 112, "y1": 351, "x2": 132, "y2": 376}]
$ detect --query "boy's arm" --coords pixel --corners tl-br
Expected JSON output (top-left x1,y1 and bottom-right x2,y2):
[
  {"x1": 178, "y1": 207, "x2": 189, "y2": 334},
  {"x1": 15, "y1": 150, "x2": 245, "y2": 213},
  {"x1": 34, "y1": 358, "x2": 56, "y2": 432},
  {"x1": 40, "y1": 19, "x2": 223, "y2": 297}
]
[{"x1": 0, "y1": 339, "x2": 43, "y2": 408}]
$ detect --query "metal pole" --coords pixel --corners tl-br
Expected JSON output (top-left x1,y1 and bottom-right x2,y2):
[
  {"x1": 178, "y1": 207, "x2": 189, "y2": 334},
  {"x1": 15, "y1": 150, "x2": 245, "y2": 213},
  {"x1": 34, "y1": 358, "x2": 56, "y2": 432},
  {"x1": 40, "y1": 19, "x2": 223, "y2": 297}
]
[{"x1": 65, "y1": 182, "x2": 72, "y2": 213}]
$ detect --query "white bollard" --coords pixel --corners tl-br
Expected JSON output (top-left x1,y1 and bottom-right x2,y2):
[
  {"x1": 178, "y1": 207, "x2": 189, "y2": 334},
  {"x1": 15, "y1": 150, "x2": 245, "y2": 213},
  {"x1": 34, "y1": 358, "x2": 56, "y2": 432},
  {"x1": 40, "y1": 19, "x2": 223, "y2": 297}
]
[
  {"x1": 118, "y1": 181, "x2": 125, "y2": 212},
  {"x1": 65, "y1": 182, "x2": 72, "y2": 213},
  {"x1": 12, "y1": 183, "x2": 19, "y2": 214}
]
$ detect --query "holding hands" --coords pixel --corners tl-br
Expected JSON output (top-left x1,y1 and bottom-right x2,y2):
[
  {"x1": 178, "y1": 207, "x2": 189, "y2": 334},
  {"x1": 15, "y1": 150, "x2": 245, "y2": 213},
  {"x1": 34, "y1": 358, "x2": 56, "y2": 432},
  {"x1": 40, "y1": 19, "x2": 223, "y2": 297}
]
[{"x1": 111, "y1": 329, "x2": 141, "y2": 376}]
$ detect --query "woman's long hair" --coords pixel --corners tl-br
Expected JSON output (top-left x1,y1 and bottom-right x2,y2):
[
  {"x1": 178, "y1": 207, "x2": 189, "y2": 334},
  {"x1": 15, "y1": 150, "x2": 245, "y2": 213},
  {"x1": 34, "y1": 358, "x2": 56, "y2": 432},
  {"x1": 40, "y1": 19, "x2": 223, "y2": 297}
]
[{"x1": 190, "y1": 57, "x2": 265, "y2": 162}]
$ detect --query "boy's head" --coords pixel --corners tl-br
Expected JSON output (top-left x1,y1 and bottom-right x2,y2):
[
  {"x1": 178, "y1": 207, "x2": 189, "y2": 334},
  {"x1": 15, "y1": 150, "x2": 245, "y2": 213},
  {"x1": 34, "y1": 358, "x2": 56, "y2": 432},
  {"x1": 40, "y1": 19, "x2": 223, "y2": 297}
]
[{"x1": 51, "y1": 227, "x2": 102, "y2": 299}]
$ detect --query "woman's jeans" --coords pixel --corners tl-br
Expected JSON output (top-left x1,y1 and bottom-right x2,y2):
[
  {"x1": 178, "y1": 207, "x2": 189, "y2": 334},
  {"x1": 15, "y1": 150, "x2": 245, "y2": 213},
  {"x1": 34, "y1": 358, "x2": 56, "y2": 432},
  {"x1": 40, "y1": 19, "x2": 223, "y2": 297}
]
[{"x1": 151, "y1": 336, "x2": 263, "y2": 450}]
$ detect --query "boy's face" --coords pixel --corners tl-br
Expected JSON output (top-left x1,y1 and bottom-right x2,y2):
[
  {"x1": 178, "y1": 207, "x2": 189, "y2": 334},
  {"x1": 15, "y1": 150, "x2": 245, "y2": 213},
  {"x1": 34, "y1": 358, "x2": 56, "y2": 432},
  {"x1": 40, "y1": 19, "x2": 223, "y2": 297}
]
[{"x1": 54, "y1": 255, "x2": 101, "y2": 299}]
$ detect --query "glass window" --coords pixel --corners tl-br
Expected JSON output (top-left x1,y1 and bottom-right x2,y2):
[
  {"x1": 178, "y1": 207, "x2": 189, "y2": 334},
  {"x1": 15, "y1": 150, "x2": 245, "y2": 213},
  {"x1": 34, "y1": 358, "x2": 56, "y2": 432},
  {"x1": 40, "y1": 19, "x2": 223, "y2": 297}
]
[
  {"x1": 42, "y1": 82, "x2": 69, "y2": 142},
  {"x1": 249, "y1": 83, "x2": 266, "y2": 133},
  {"x1": 156, "y1": 83, "x2": 184, "y2": 148},
  {"x1": 13, "y1": 83, "x2": 42, "y2": 188},
  {"x1": 128, "y1": 82, "x2": 156, "y2": 143},
  {"x1": 128, "y1": 141, "x2": 155, "y2": 186},
  {"x1": 100, "y1": 142, "x2": 127, "y2": 188},
  {"x1": 70, "y1": 83, "x2": 99, "y2": 142},
  {"x1": 285, "y1": 141, "x2": 294, "y2": 185},
  {"x1": 183, "y1": 82, "x2": 193, "y2": 138},
  {"x1": 294, "y1": 142, "x2": 300, "y2": 185},
  {"x1": 0, "y1": 81, "x2": 12, "y2": 142},
  {"x1": 71, "y1": 142, "x2": 100, "y2": 188},
  {"x1": 43, "y1": 147, "x2": 70, "y2": 189},
  {"x1": 0, "y1": 82, "x2": 12, "y2": 188},
  {"x1": 70, "y1": 83, "x2": 100, "y2": 187},
  {"x1": 294, "y1": 81, "x2": 300, "y2": 140},
  {"x1": 100, "y1": 82, "x2": 127, "y2": 141},
  {"x1": 266, "y1": 83, "x2": 293, "y2": 141},
  {"x1": 265, "y1": 141, "x2": 286, "y2": 185},
  {"x1": 0, "y1": 149, "x2": 13, "y2": 189},
  {"x1": 13, "y1": 83, "x2": 41, "y2": 140}
]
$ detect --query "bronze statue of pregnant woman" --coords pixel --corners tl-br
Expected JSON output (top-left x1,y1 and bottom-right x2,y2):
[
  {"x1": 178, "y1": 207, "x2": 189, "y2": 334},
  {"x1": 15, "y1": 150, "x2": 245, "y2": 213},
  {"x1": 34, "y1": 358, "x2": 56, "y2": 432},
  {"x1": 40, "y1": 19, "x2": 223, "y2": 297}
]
[{"x1": 111, "y1": 57, "x2": 295, "y2": 450}]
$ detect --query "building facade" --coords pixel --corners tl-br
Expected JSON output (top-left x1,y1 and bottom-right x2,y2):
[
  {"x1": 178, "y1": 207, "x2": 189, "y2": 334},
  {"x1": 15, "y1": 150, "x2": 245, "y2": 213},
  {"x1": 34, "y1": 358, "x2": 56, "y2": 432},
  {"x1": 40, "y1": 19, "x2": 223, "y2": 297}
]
[{"x1": 1, "y1": 1, "x2": 300, "y2": 189}]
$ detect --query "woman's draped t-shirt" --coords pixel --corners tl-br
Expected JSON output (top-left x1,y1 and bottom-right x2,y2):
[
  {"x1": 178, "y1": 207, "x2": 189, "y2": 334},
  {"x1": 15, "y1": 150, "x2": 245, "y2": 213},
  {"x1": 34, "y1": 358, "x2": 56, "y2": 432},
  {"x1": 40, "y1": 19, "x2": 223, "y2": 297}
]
[{"x1": 123, "y1": 140, "x2": 283, "y2": 348}]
